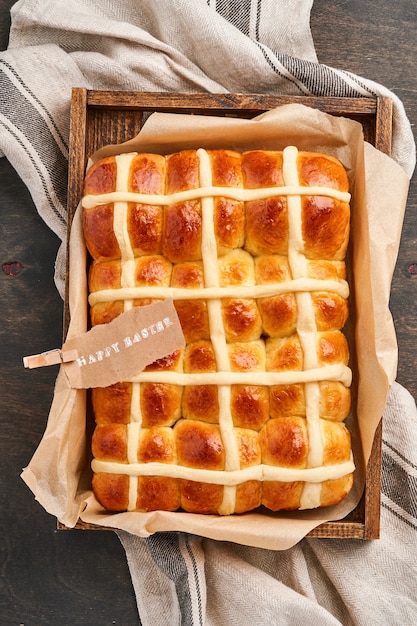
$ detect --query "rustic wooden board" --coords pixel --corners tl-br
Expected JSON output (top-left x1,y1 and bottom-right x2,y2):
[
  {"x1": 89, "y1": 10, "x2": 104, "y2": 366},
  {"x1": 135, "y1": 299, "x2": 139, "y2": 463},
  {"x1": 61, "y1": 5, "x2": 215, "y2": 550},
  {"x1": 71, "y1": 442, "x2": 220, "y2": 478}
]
[{"x1": 65, "y1": 89, "x2": 392, "y2": 539}]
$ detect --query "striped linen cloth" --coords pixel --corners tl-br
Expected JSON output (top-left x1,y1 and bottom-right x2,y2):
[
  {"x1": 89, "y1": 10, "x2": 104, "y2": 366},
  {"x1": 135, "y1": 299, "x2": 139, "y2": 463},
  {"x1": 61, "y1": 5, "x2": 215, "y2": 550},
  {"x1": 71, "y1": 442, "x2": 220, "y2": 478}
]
[
  {"x1": 1, "y1": 1, "x2": 416, "y2": 623},
  {"x1": 119, "y1": 381, "x2": 417, "y2": 625}
]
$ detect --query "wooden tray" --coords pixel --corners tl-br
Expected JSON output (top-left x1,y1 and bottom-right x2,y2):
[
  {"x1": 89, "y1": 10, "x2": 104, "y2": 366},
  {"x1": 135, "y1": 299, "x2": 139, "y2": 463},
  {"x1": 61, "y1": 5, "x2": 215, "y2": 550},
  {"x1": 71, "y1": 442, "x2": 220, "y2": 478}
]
[{"x1": 65, "y1": 89, "x2": 391, "y2": 539}]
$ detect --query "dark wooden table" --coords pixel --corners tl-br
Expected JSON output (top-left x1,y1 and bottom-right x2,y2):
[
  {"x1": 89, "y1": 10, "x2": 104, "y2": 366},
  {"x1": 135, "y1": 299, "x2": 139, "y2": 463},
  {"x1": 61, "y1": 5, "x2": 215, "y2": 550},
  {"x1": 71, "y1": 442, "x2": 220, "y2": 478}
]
[{"x1": 1, "y1": 1, "x2": 416, "y2": 624}]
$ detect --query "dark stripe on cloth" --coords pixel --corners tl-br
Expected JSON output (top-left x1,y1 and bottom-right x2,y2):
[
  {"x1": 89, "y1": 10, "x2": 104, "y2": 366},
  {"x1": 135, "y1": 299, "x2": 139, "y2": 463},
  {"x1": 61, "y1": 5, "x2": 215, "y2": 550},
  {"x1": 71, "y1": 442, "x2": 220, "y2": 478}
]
[
  {"x1": 213, "y1": 0, "x2": 252, "y2": 36},
  {"x1": 0, "y1": 118, "x2": 67, "y2": 230},
  {"x1": 0, "y1": 61, "x2": 68, "y2": 215},
  {"x1": 381, "y1": 501, "x2": 417, "y2": 531},
  {"x1": 256, "y1": 43, "x2": 308, "y2": 92},
  {"x1": 274, "y1": 53, "x2": 373, "y2": 97},
  {"x1": 184, "y1": 535, "x2": 204, "y2": 625},
  {"x1": 0, "y1": 58, "x2": 68, "y2": 153},
  {"x1": 255, "y1": 47, "x2": 378, "y2": 99},
  {"x1": 383, "y1": 439, "x2": 417, "y2": 471},
  {"x1": 147, "y1": 532, "x2": 196, "y2": 626},
  {"x1": 255, "y1": 0, "x2": 262, "y2": 41},
  {"x1": 382, "y1": 443, "x2": 417, "y2": 524}
]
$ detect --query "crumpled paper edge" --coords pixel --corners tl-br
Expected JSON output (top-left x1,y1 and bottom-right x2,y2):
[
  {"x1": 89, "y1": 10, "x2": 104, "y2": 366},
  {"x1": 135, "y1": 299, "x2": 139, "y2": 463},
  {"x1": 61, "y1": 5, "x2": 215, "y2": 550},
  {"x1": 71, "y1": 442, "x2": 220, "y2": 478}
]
[{"x1": 21, "y1": 103, "x2": 409, "y2": 548}]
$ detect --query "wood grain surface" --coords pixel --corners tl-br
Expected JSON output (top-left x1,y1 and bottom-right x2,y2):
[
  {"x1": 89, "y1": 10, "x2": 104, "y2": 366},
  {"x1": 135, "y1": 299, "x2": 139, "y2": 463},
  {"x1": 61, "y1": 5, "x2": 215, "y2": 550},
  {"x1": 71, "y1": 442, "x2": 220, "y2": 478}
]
[
  {"x1": 1, "y1": 1, "x2": 416, "y2": 624},
  {"x1": 311, "y1": 1, "x2": 417, "y2": 398}
]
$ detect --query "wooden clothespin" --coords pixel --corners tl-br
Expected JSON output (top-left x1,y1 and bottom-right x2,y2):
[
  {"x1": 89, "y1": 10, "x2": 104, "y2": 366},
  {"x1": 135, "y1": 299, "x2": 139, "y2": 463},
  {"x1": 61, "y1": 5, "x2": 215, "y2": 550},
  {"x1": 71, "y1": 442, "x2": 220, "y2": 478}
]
[{"x1": 23, "y1": 348, "x2": 79, "y2": 369}]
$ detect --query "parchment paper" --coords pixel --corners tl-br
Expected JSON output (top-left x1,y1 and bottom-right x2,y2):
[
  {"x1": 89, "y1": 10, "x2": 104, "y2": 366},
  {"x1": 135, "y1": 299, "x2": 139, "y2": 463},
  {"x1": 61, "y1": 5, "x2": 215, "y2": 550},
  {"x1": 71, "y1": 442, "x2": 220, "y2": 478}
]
[{"x1": 21, "y1": 103, "x2": 409, "y2": 549}]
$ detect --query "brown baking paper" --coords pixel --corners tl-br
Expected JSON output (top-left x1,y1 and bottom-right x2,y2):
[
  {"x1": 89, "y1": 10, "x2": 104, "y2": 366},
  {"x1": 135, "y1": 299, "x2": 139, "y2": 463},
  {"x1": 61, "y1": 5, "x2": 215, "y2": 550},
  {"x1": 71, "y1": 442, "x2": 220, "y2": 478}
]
[{"x1": 21, "y1": 103, "x2": 409, "y2": 550}]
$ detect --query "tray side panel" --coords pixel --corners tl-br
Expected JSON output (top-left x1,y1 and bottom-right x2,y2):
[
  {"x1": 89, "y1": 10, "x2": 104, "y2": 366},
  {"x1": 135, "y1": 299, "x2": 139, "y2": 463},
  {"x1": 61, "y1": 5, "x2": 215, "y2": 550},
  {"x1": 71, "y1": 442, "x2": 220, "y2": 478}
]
[{"x1": 66, "y1": 90, "x2": 390, "y2": 538}]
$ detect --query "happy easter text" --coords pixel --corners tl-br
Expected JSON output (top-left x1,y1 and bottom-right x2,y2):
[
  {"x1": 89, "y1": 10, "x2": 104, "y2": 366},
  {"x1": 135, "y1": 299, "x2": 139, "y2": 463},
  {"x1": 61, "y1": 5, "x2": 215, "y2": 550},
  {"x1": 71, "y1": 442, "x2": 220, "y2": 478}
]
[{"x1": 75, "y1": 316, "x2": 174, "y2": 368}]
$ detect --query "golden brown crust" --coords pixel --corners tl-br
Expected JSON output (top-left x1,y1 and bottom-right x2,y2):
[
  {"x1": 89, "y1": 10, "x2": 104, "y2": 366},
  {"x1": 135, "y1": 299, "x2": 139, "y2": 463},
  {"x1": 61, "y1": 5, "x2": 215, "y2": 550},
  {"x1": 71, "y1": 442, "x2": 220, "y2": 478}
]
[
  {"x1": 91, "y1": 424, "x2": 128, "y2": 463},
  {"x1": 258, "y1": 293, "x2": 298, "y2": 338},
  {"x1": 138, "y1": 427, "x2": 177, "y2": 463},
  {"x1": 180, "y1": 481, "x2": 224, "y2": 514},
  {"x1": 255, "y1": 254, "x2": 291, "y2": 283},
  {"x1": 175, "y1": 420, "x2": 225, "y2": 471},
  {"x1": 320, "y1": 474, "x2": 354, "y2": 507},
  {"x1": 228, "y1": 341, "x2": 266, "y2": 372},
  {"x1": 92, "y1": 473, "x2": 130, "y2": 511},
  {"x1": 269, "y1": 381, "x2": 350, "y2": 422},
  {"x1": 184, "y1": 341, "x2": 217, "y2": 373},
  {"x1": 260, "y1": 417, "x2": 308, "y2": 468},
  {"x1": 144, "y1": 348, "x2": 183, "y2": 373},
  {"x1": 182, "y1": 385, "x2": 219, "y2": 423},
  {"x1": 230, "y1": 385, "x2": 269, "y2": 430},
  {"x1": 209, "y1": 150, "x2": 245, "y2": 254},
  {"x1": 92, "y1": 383, "x2": 132, "y2": 425},
  {"x1": 140, "y1": 384, "x2": 183, "y2": 427},
  {"x1": 83, "y1": 157, "x2": 118, "y2": 261},
  {"x1": 235, "y1": 480, "x2": 262, "y2": 513},
  {"x1": 136, "y1": 476, "x2": 181, "y2": 512},
  {"x1": 269, "y1": 384, "x2": 305, "y2": 420},
  {"x1": 84, "y1": 147, "x2": 353, "y2": 515},
  {"x1": 84, "y1": 204, "x2": 120, "y2": 261},
  {"x1": 245, "y1": 197, "x2": 288, "y2": 257},
  {"x1": 302, "y1": 197, "x2": 350, "y2": 261},
  {"x1": 261, "y1": 480, "x2": 305, "y2": 512},
  {"x1": 312, "y1": 292, "x2": 349, "y2": 331},
  {"x1": 319, "y1": 381, "x2": 351, "y2": 421},
  {"x1": 222, "y1": 298, "x2": 263, "y2": 342}
]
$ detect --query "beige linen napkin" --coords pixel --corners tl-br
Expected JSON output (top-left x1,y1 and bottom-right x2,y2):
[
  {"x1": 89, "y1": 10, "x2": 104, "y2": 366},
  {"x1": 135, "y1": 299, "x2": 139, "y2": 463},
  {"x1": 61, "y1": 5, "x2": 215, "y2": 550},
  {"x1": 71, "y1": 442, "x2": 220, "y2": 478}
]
[{"x1": 1, "y1": 1, "x2": 416, "y2": 624}]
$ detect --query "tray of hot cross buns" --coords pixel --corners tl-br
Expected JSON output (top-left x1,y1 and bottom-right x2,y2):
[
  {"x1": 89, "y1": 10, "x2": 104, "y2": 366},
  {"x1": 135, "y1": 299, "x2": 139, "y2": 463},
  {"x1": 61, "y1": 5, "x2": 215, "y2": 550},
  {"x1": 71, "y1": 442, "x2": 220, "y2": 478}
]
[{"x1": 51, "y1": 89, "x2": 402, "y2": 546}]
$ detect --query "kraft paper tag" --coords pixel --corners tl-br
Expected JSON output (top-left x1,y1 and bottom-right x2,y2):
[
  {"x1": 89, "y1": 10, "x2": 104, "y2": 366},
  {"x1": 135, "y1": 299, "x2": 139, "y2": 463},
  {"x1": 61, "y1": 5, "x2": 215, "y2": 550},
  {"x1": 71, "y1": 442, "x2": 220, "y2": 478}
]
[{"x1": 62, "y1": 299, "x2": 185, "y2": 389}]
